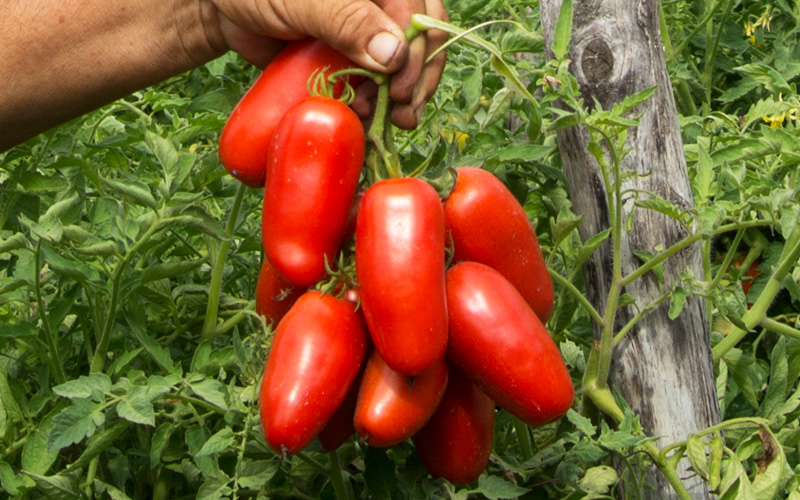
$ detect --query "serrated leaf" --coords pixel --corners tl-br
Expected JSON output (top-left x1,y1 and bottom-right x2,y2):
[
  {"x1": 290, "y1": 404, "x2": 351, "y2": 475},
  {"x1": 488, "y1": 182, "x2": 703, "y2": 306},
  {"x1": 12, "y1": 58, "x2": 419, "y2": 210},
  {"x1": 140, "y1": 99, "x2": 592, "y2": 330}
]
[
  {"x1": 614, "y1": 86, "x2": 657, "y2": 115},
  {"x1": 53, "y1": 373, "x2": 112, "y2": 400},
  {"x1": 196, "y1": 428, "x2": 236, "y2": 457},
  {"x1": 575, "y1": 228, "x2": 611, "y2": 268},
  {"x1": 482, "y1": 88, "x2": 513, "y2": 129},
  {"x1": 188, "y1": 378, "x2": 229, "y2": 410},
  {"x1": 496, "y1": 143, "x2": 554, "y2": 164},
  {"x1": 752, "y1": 427, "x2": 785, "y2": 500},
  {"x1": 116, "y1": 386, "x2": 156, "y2": 426},
  {"x1": 723, "y1": 349, "x2": 759, "y2": 409},
  {"x1": 93, "y1": 478, "x2": 133, "y2": 500},
  {"x1": 150, "y1": 422, "x2": 175, "y2": 468},
  {"x1": 158, "y1": 215, "x2": 232, "y2": 242},
  {"x1": 687, "y1": 435, "x2": 709, "y2": 480},
  {"x1": 567, "y1": 409, "x2": 597, "y2": 437},
  {"x1": 669, "y1": 287, "x2": 687, "y2": 320},
  {"x1": 236, "y1": 459, "x2": 280, "y2": 490},
  {"x1": 0, "y1": 461, "x2": 21, "y2": 496},
  {"x1": 476, "y1": 474, "x2": 529, "y2": 500},
  {"x1": 196, "y1": 476, "x2": 233, "y2": 500},
  {"x1": 0, "y1": 232, "x2": 30, "y2": 253},
  {"x1": 711, "y1": 138, "x2": 782, "y2": 166},
  {"x1": 23, "y1": 470, "x2": 83, "y2": 499},
  {"x1": 66, "y1": 420, "x2": 130, "y2": 472},
  {"x1": 579, "y1": 465, "x2": 618, "y2": 494},
  {"x1": 48, "y1": 399, "x2": 102, "y2": 453},
  {"x1": 695, "y1": 145, "x2": 714, "y2": 206},
  {"x1": 103, "y1": 177, "x2": 157, "y2": 209},
  {"x1": 552, "y1": 0, "x2": 573, "y2": 60},
  {"x1": 140, "y1": 258, "x2": 205, "y2": 285},
  {"x1": 22, "y1": 410, "x2": 59, "y2": 475},
  {"x1": 762, "y1": 338, "x2": 788, "y2": 419}
]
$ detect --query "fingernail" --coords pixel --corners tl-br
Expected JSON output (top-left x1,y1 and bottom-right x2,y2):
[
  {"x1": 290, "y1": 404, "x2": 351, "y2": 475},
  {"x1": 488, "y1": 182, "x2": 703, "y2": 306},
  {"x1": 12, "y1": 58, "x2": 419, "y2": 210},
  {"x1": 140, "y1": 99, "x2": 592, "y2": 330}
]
[{"x1": 368, "y1": 32, "x2": 401, "y2": 67}]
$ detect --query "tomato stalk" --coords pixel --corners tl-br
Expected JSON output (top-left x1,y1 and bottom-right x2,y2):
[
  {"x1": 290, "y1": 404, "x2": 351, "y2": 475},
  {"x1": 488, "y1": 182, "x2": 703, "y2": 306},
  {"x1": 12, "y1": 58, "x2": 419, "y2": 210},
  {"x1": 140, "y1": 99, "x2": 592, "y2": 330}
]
[
  {"x1": 328, "y1": 450, "x2": 354, "y2": 500},
  {"x1": 201, "y1": 182, "x2": 246, "y2": 342},
  {"x1": 34, "y1": 239, "x2": 67, "y2": 385},
  {"x1": 365, "y1": 80, "x2": 401, "y2": 179},
  {"x1": 711, "y1": 222, "x2": 800, "y2": 361}
]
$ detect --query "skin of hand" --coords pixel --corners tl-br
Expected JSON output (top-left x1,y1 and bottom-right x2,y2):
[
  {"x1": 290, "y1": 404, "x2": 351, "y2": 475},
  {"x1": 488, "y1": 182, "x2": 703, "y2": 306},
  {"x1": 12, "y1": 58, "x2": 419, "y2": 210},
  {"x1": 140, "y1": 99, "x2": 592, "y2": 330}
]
[{"x1": 0, "y1": 0, "x2": 447, "y2": 152}]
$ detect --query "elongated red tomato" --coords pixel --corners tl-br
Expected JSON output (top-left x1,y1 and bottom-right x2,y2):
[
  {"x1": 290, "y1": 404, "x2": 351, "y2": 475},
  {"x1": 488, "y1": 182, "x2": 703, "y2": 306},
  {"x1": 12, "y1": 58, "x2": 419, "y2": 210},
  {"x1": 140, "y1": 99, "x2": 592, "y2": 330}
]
[
  {"x1": 355, "y1": 178, "x2": 448, "y2": 376},
  {"x1": 259, "y1": 291, "x2": 367, "y2": 455},
  {"x1": 446, "y1": 262, "x2": 573, "y2": 427},
  {"x1": 412, "y1": 369, "x2": 494, "y2": 484},
  {"x1": 219, "y1": 39, "x2": 360, "y2": 187},
  {"x1": 262, "y1": 96, "x2": 365, "y2": 287},
  {"x1": 354, "y1": 351, "x2": 448, "y2": 447},
  {"x1": 443, "y1": 167, "x2": 554, "y2": 322},
  {"x1": 254, "y1": 256, "x2": 303, "y2": 325}
]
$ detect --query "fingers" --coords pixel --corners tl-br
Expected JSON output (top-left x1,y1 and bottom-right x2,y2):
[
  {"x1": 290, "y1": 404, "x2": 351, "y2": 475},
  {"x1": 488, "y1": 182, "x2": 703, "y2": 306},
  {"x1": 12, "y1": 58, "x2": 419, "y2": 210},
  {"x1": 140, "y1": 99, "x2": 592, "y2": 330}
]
[{"x1": 389, "y1": 0, "x2": 448, "y2": 129}]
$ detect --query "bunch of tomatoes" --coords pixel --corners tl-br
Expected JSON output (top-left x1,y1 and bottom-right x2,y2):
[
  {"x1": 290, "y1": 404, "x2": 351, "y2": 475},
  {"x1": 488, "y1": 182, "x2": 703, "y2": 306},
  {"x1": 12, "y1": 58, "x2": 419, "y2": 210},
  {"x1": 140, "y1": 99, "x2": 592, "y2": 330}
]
[{"x1": 219, "y1": 39, "x2": 574, "y2": 485}]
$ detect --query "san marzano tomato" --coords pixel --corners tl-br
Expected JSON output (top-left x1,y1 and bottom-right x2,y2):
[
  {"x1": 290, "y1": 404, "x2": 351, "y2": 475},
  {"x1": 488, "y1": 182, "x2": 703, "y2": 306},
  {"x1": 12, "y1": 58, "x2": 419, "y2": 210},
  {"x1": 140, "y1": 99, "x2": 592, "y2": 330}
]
[
  {"x1": 446, "y1": 261, "x2": 573, "y2": 427},
  {"x1": 355, "y1": 178, "x2": 448, "y2": 376},
  {"x1": 219, "y1": 39, "x2": 360, "y2": 187},
  {"x1": 254, "y1": 256, "x2": 303, "y2": 325},
  {"x1": 443, "y1": 167, "x2": 554, "y2": 322},
  {"x1": 262, "y1": 96, "x2": 365, "y2": 287},
  {"x1": 259, "y1": 291, "x2": 368, "y2": 455}
]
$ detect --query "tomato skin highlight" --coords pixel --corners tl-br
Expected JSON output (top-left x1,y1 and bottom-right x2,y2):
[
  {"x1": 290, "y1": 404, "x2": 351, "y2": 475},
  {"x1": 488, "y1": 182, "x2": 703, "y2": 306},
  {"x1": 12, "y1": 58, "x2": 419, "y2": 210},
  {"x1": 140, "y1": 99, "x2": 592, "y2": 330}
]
[
  {"x1": 254, "y1": 256, "x2": 303, "y2": 325},
  {"x1": 446, "y1": 262, "x2": 574, "y2": 427},
  {"x1": 443, "y1": 167, "x2": 554, "y2": 322},
  {"x1": 219, "y1": 39, "x2": 360, "y2": 187},
  {"x1": 262, "y1": 96, "x2": 365, "y2": 287},
  {"x1": 354, "y1": 351, "x2": 448, "y2": 447},
  {"x1": 412, "y1": 368, "x2": 494, "y2": 485},
  {"x1": 355, "y1": 178, "x2": 449, "y2": 376},
  {"x1": 259, "y1": 291, "x2": 368, "y2": 455}
]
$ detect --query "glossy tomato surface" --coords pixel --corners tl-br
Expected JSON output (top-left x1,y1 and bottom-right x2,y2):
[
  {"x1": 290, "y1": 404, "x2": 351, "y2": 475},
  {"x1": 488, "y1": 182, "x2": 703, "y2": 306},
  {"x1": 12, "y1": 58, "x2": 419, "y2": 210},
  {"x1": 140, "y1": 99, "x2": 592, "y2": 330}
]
[
  {"x1": 443, "y1": 167, "x2": 554, "y2": 322},
  {"x1": 412, "y1": 368, "x2": 494, "y2": 485},
  {"x1": 446, "y1": 262, "x2": 573, "y2": 427},
  {"x1": 259, "y1": 291, "x2": 367, "y2": 455},
  {"x1": 254, "y1": 256, "x2": 304, "y2": 325},
  {"x1": 219, "y1": 39, "x2": 360, "y2": 187},
  {"x1": 262, "y1": 96, "x2": 365, "y2": 287},
  {"x1": 355, "y1": 178, "x2": 448, "y2": 376},
  {"x1": 354, "y1": 351, "x2": 448, "y2": 447}
]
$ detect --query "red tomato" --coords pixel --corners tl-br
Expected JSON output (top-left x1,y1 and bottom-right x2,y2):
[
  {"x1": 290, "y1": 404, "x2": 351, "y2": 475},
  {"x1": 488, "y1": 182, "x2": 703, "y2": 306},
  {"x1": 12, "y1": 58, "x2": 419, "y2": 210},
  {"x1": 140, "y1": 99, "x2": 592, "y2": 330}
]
[
  {"x1": 259, "y1": 291, "x2": 368, "y2": 455},
  {"x1": 354, "y1": 351, "x2": 448, "y2": 447},
  {"x1": 262, "y1": 96, "x2": 365, "y2": 287},
  {"x1": 254, "y1": 256, "x2": 304, "y2": 325},
  {"x1": 318, "y1": 357, "x2": 366, "y2": 452},
  {"x1": 446, "y1": 262, "x2": 573, "y2": 427},
  {"x1": 219, "y1": 39, "x2": 360, "y2": 187},
  {"x1": 412, "y1": 368, "x2": 494, "y2": 484},
  {"x1": 443, "y1": 167, "x2": 554, "y2": 322},
  {"x1": 355, "y1": 178, "x2": 448, "y2": 376}
]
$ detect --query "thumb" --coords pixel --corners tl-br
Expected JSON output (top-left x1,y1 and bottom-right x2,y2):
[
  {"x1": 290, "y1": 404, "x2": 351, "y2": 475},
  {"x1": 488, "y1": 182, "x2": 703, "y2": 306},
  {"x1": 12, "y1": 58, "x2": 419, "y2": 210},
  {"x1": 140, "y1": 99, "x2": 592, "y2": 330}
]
[{"x1": 298, "y1": 0, "x2": 409, "y2": 73}]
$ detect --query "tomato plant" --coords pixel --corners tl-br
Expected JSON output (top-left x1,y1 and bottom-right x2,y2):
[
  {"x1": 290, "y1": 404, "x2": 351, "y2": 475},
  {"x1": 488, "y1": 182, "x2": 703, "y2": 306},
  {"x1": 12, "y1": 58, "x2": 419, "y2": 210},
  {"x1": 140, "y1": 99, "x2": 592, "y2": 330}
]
[
  {"x1": 411, "y1": 368, "x2": 495, "y2": 485},
  {"x1": 259, "y1": 291, "x2": 368, "y2": 455},
  {"x1": 354, "y1": 351, "x2": 448, "y2": 447},
  {"x1": 262, "y1": 96, "x2": 365, "y2": 287},
  {"x1": 443, "y1": 167, "x2": 554, "y2": 322},
  {"x1": 355, "y1": 177, "x2": 449, "y2": 376},
  {"x1": 218, "y1": 39, "x2": 360, "y2": 187},
  {"x1": 445, "y1": 261, "x2": 573, "y2": 427}
]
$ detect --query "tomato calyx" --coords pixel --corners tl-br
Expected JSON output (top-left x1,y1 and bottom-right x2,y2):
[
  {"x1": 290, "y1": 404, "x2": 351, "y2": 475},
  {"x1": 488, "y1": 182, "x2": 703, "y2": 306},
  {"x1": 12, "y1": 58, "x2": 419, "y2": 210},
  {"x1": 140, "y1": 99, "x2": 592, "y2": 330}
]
[{"x1": 317, "y1": 253, "x2": 360, "y2": 305}]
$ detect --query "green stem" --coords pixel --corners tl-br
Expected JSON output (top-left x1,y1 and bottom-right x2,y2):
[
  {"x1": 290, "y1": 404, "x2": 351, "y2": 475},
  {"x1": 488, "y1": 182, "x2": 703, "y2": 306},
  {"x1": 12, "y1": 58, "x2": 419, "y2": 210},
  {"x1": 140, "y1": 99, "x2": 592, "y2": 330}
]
[
  {"x1": 712, "y1": 224, "x2": 800, "y2": 361},
  {"x1": 328, "y1": 450, "x2": 353, "y2": 500},
  {"x1": 513, "y1": 418, "x2": 534, "y2": 462},
  {"x1": 760, "y1": 317, "x2": 800, "y2": 341},
  {"x1": 709, "y1": 226, "x2": 745, "y2": 290},
  {"x1": 34, "y1": 240, "x2": 68, "y2": 384},
  {"x1": 613, "y1": 292, "x2": 671, "y2": 346},
  {"x1": 365, "y1": 81, "x2": 398, "y2": 179},
  {"x1": 201, "y1": 183, "x2": 246, "y2": 342},
  {"x1": 296, "y1": 452, "x2": 331, "y2": 476},
  {"x1": 549, "y1": 268, "x2": 605, "y2": 327}
]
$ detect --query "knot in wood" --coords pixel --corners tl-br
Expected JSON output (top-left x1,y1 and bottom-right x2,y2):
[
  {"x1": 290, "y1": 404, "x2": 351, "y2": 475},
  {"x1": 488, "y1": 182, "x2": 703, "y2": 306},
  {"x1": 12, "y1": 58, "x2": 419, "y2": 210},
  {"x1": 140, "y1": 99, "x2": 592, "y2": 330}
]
[{"x1": 581, "y1": 38, "x2": 614, "y2": 83}]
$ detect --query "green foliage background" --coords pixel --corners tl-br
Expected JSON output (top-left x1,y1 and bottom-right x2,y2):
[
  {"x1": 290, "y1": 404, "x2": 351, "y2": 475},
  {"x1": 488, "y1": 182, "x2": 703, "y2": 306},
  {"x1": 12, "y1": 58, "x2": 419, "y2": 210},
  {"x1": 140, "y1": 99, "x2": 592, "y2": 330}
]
[{"x1": 1, "y1": 0, "x2": 800, "y2": 498}]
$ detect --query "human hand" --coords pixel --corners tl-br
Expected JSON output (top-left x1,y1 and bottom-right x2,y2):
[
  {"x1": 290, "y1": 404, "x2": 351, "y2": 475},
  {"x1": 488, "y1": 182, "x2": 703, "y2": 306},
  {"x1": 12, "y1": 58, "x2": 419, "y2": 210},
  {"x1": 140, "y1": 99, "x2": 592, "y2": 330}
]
[{"x1": 207, "y1": 0, "x2": 448, "y2": 129}]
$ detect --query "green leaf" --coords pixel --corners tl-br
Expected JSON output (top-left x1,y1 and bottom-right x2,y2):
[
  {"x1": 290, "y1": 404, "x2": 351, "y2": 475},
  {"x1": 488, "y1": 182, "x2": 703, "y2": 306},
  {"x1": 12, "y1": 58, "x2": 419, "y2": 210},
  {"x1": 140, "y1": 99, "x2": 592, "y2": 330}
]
[
  {"x1": 686, "y1": 435, "x2": 709, "y2": 480},
  {"x1": 752, "y1": 427, "x2": 785, "y2": 500},
  {"x1": 723, "y1": 349, "x2": 759, "y2": 409},
  {"x1": 196, "y1": 476, "x2": 233, "y2": 500},
  {"x1": 694, "y1": 145, "x2": 714, "y2": 206},
  {"x1": 102, "y1": 177, "x2": 157, "y2": 209},
  {"x1": 52, "y1": 373, "x2": 112, "y2": 400},
  {"x1": 187, "y1": 377, "x2": 229, "y2": 410},
  {"x1": 552, "y1": 0, "x2": 573, "y2": 60},
  {"x1": 761, "y1": 338, "x2": 789, "y2": 420},
  {"x1": 711, "y1": 138, "x2": 782, "y2": 166},
  {"x1": 614, "y1": 86, "x2": 657, "y2": 115},
  {"x1": 150, "y1": 422, "x2": 175, "y2": 468},
  {"x1": 0, "y1": 232, "x2": 30, "y2": 253},
  {"x1": 0, "y1": 365, "x2": 24, "y2": 426},
  {"x1": 65, "y1": 420, "x2": 130, "y2": 473},
  {"x1": 196, "y1": 428, "x2": 236, "y2": 457},
  {"x1": 116, "y1": 386, "x2": 156, "y2": 426},
  {"x1": 668, "y1": 287, "x2": 687, "y2": 320},
  {"x1": 0, "y1": 461, "x2": 22, "y2": 496},
  {"x1": 496, "y1": 143, "x2": 554, "y2": 164},
  {"x1": 567, "y1": 408, "x2": 596, "y2": 437},
  {"x1": 475, "y1": 475, "x2": 529, "y2": 499},
  {"x1": 575, "y1": 228, "x2": 611, "y2": 268},
  {"x1": 140, "y1": 258, "x2": 206, "y2": 285},
  {"x1": 93, "y1": 479, "x2": 134, "y2": 500},
  {"x1": 22, "y1": 470, "x2": 83, "y2": 499},
  {"x1": 47, "y1": 399, "x2": 103, "y2": 453},
  {"x1": 579, "y1": 465, "x2": 618, "y2": 494},
  {"x1": 236, "y1": 459, "x2": 280, "y2": 490},
  {"x1": 22, "y1": 410, "x2": 59, "y2": 476}
]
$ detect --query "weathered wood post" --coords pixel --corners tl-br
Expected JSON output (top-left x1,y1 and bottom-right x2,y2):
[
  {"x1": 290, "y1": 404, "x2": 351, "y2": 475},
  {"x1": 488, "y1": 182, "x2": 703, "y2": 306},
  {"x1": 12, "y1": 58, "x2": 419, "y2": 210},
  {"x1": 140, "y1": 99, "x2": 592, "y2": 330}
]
[{"x1": 538, "y1": 1, "x2": 720, "y2": 498}]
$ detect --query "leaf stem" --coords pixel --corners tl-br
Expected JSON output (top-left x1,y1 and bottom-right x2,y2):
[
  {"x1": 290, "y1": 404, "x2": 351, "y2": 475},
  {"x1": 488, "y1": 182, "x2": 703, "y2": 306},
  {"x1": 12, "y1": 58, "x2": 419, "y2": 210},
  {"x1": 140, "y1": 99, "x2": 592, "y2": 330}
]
[
  {"x1": 202, "y1": 183, "x2": 247, "y2": 342},
  {"x1": 34, "y1": 240, "x2": 67, "y2": 384},
  {"x1": 328, "y1": 450, "x2": 353, "y2": 500}
]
